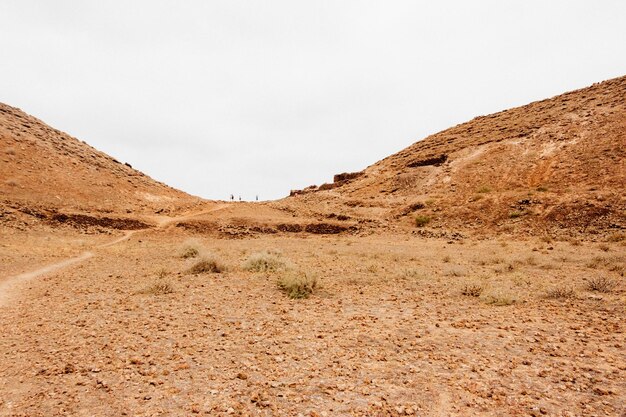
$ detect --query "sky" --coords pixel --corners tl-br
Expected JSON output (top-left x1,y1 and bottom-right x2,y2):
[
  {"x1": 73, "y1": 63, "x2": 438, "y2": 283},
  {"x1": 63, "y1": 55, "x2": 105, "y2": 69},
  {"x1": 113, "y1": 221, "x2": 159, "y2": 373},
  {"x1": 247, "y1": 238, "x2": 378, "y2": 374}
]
[{"x1": 1, "y1": 1, "x2": 625, "y2": 200}]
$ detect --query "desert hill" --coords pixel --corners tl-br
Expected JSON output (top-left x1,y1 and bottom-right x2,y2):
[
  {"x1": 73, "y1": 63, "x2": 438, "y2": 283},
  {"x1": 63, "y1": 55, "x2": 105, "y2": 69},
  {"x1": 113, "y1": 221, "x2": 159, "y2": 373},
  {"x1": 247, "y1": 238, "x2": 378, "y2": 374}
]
[
  {"x1": 287, "y1": 75, "x2": 626, "y2": 238},
  {"x1": 0, "y1": 103, "x2": 200, "y2": 229}
]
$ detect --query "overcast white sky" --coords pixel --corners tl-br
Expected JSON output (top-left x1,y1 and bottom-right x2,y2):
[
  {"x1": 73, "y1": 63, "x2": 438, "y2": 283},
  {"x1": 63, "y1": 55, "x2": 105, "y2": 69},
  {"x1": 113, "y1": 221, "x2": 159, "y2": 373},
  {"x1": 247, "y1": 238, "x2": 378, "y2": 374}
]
[{"x1": 1, "y1": 1, "x2": 625, "y2": 200}]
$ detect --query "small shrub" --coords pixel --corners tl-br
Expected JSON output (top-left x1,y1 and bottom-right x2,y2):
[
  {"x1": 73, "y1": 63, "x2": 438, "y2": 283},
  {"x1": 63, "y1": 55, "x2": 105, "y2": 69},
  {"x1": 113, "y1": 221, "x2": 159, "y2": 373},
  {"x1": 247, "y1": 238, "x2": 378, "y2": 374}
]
[
  {"x1": 189, "y1": 256, "x2": 224, "y2": 274},
  {"x1": 545, "y1": 286, "x2": 576, "y2": 299},
  {"x1": 442, "y1": 255, "x2": 451, "y2": 263},
  {"x1": 181, "y1": 246, "x2": 200, "y2": 258},
  {"x1": 536, "y1": 186, "x2": 548, "y2": 192},
  {"x1": 541, "y1": 235, "x2": 552, "y2": 244},
  {"x1": 482, "y1": 292, "x2": 516, "y2": 306},
  {"x1": 180, "y1": 240, "x2": 201, "y2": 259},
  {"x1": 477, "y1": 186, "x2": 492, "y2": 193},
  {"x1": 461, "y1": 284, "x2": 483, "y2": 297},
  {"x1": 607, "y1": 233, "x2": 625, "y2": 243},
  {"x1": 414, "y1": 215, "x2": 431, "y2": 227},
  {"x1": 242, "y1": 251, "x2": 285, "y2": 272},
  {"x1": 444, "y1": 266, "x2": 466, "y2": 277},
  {"x1": 509, "y1": 211, "x2": 523, "y2": 219},
  {"x1": 277, "y1": 270, "x2": 317, "y2": 299},
  {"x1": 598, "y1": 244, "x2": 609, "y2": 252},
  {"x1": 586, "y1": 277, "x2": 617, "y2": 293},
  {"x1": 138, "y1": 281, "x2": 174, "y2": 295},
  {"x1": 401, "y1": 268, "x2": 427, "y2": 280}
]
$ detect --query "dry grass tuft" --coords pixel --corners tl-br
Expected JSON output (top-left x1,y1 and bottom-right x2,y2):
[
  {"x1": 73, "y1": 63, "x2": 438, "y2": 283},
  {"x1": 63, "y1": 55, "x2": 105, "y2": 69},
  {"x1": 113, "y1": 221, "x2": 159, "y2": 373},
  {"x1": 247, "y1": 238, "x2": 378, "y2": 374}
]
[
  {"x1": 444, "y1": 266, "x2": 466, "y2": 277},
  {"x1": 188, "y1": 256, "x2": 224, "y2": 274},
  {"x1": 400, "y1": 268, "x2": 428, "y2": 280},
  {"x1": 586, "y1": 277, "x2": 617, "y2": 293},
  {"x1": 481, "y1": 289, "x2": 517, "y2": 306},
  {"x1": 180, "y1": 240, "x2": 201, "y2": 259},
  {"x1": 461, "y1": 283, "x2": 484, "y2": 297},
  {"x1": 277, "y1": 270, "x2": 317, "y2": 299},
  {"x1": 607, "y1": 232, "x2": 625, "y2": 243},
  {"x1": 138, "y1": 281, "x2": 175, "y2": 295},
  {"x1": 544, "y1": 286, "x2": 576, "y2": 300},
  {"x1": 242, "y1": 250, "x2": 286, "y2": 273}
]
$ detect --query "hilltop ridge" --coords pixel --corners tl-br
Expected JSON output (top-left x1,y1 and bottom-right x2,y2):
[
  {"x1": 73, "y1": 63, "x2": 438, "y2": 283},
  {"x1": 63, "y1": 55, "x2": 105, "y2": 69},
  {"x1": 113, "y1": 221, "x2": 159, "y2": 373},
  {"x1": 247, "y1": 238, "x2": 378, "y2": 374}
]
[{"x1": 286, "y1": 75, "x2": 626, "y2": 238}]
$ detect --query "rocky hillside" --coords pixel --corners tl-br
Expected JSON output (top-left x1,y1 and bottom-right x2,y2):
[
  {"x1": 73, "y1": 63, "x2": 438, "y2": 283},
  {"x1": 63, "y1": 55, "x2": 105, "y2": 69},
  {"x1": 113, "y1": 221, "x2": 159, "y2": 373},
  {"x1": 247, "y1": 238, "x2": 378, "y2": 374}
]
[
  {"x1": 0, "y1": 103, "x2": 200, "y2": 228},
  {"x1": 287, "y1": 76, "x2": 626, "y2": 238}
]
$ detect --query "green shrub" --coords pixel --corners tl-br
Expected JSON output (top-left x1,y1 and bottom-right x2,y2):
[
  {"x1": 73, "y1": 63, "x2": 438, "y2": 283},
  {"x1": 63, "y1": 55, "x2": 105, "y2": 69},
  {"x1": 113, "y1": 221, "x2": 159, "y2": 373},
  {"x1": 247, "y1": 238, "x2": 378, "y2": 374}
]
[{"x1": 414, "y1": 215, "x2": 431, "y2": 227}]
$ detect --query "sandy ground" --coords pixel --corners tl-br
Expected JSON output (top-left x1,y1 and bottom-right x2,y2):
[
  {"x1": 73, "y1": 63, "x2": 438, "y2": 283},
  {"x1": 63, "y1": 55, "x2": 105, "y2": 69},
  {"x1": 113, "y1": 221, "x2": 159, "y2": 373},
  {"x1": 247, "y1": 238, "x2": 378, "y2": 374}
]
[{"x1": 0, "y1": 223, "x2": 624, "y2": 417}]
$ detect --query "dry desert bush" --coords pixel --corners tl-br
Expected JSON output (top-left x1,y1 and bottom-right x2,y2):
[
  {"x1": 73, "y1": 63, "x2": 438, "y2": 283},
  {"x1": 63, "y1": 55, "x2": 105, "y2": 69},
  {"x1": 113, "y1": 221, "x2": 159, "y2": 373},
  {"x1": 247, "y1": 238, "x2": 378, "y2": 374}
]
[
  {"x1": 188, "y1": 256, "x2": 224, "y2": 274},
  {"x1": 544, "y1": 286, "x2": 577, "y2": 300},
  {"x1": 242, "y1": 250, "x2": 286, "y2": 273},
  {"x1": 180, "y1": 239, "x2": 201, "y2": 259},
  {"x1": 606, "y1": 232, "x2": 624, "y2": 243},
  {"x1": 586, "y1": 276, "x2": 617, "y2": 293},
  {"x1": 277, "y1": 270, "x2": 317, "y2": 299},
  {"x1": 444, "y1": 266, "x2": 466, "y2": 277},
  {"x1": 461, "y1": 283, "x2": 484, "y2": 297},
  {"x1": 481, "y1": 288, "x2": 518, "y2": 306},
  {"x1": 142, "y1": 281, "x2": 175, "y2": 295}
]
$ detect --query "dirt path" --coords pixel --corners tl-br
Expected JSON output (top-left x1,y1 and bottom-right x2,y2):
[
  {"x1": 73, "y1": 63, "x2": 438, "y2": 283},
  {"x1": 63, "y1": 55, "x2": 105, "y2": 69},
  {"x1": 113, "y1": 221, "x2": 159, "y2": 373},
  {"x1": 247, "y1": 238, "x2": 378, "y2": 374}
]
[{"x1": 0, "y1": 204, "x2": 229, "y2": 307}]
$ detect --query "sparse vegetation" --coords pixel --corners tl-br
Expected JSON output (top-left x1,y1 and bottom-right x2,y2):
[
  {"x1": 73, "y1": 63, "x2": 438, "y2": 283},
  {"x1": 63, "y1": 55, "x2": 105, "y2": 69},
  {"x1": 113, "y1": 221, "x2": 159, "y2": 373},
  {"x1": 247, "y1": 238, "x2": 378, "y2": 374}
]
[
  {"x1": 477, "y1": 186, "x2": 492, "y2": 193},
  {"x1": 242, "y1": 250, "x2": 286, "y2": 272},
  {"x1": 461, "y1": 283, "x2": 483, "y2": 297},
  {"x1": 586, "y1": 277, "x2": 617, "y2": 293},
  {"x1": 598, "y1": 243, "x2": 609, "y2": 252},
  {"x1": 536, "y1": 186, "x2": 548, "y2": 192},
  {"x1": 482, "y1": 291, "x2": 516, "y2": 306},
  {"x1": 180, "y1": 240, "x2": 201, "y2": 258},
  {"x1": 188, "y1": 256, "x2": 224, "y2": 274},
  {"x1": 277, "y1": 270, "x2": 317, "y2": 299},
  {"x1": 444, "y1": 266, "x2": 466, "y2": 277},
  {"x1": 414, "y1": 215, "x2": 431, "y2": 227},
  {"x1": 509, "y1": 211, "x2": 523, "y2": 219},
  {"x1": 585, "y1": 255, "x2": 625, "y2": 275},
  {"x1": 138, "y1": 281, "x2": 175, "y2": 295},
  {"x1": 400, "y1": 268, "x2": 427, "y2": 280},
  {"x1": 607, "y1": 232, "x2": 625, "y2": 243},
  {"x1": 545, "y1": 286, "x2": 576, "y2": 299}
]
